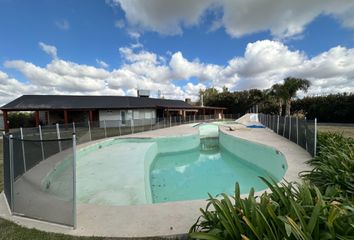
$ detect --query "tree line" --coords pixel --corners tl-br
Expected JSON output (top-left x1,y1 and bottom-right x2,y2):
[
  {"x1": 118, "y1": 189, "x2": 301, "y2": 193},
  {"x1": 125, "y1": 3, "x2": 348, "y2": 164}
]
[{"x1": 200, "y1": 77, "x2": 354, "y2": 123}]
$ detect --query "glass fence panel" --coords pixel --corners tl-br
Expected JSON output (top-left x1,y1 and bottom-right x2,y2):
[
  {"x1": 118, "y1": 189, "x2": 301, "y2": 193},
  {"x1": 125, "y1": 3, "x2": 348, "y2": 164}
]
[
  {"x1": 290, "y1": 117, "x2": 298, "y2": 143},
  {"x1": 40, "y1": 125, "x2": 59, "y2": 140},
  {"x1": 284, "y1": 117, "x2": 290, "y2": 139},
  {"x1": 74, "y1": 122, "x2": 90, "y2": 144},
  {"x1": 306, "y1": 120, "x2": 316, "y2": 157},
  {"x1": 278, "y1": 116, "x2": 285, "y2": 136},
  {"x1": 260, "y1": 114, "x2": 316, "y2": 157},
  {"x1": 90, "y1": 121, "x2": 105, "y2": 141},
  {"x1": 298, "y1": 118, "x2": 308, "y2": 151},
  {"x1": 3, "y1": 134, "x2": 11, "y2": 209},
  {"x1": 11, "y1": 137, "x2": 75, "y2": 227}
]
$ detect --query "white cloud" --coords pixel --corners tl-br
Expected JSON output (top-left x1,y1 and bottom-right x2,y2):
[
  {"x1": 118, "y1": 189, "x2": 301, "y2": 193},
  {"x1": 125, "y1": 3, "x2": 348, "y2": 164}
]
[
  {"x1": 2, "y1": 40, "x2": 354, "y2": 106},
  {"x1": 108, "y1": 0, "x2": 354, "y2": 38},
  {"x1": 169, "y1": 51, "x2": 222, "y2": 82},
  {"x1": 127, "y1": 30, "x2": 141, "y2": 40},
  {"x1": 114, "y1": 19, "x2": 125, "y2": 29},
  {"x1": 39, "y1": 42, "x2": 58, "y2": 59},
  {"x1": 96, "y1": 59, "x2": 109, "y2": 68},
  {"x1": 110, "y1": 0, "x2": 215, "y2": 35},
  {"x1": 4, "y1": 60, "x2": 108, "y2": 92},
  {"x1": 55, "y1": 19, "x2": 70, "y2": 30}
]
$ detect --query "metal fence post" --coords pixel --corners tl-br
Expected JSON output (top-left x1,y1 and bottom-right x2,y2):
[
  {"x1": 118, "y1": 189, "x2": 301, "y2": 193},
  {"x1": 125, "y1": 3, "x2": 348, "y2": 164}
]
[
  {"x1": 56, "y1": 123, "x2": 62, "y2": 151},
  {"x1": 20, "y1": 128, "x2": 27, "y2": 172},
  {"x1": 118, "y1": 121, "x2": 121, "y2": 136},
  {"x1": 9, "y1": 134, "x2": 14, "y2": 212},
  {"x1": 277, "y1": 115, "x2": 280, "y2": 134},
  {"x1": 131, "y1": 119, "x2": 134, "y2": 134},
  {"x1": 289, "y1": 117, "x2": 291, "y2": 140},
  {"x1": 72, "y1": 122, "x2": 76, "y2": 134},
  {"x1": 103, "y1": 120, "x2": 107, "y2": 138},
  {"x1": 283, "y1": 116, "x2": 286, "y2": 137},
  {"x1": 169, "y1": 116, "x2": 171, "y2": 127},
  {"x1": 88, "y1": 120, "x2": 92, "y2": 141},
  {"x1": 314, "y1": 118, "x2": 317, "y2": 157},
  {"x1": 38, "y1": 125, "x2": 45, "y2": 161},
  {"x1": 296, "y1": 117, "x2": 299, "y2": 144},
  {"x1": 72, "y1": 133, "x2": 77, "y2": 229}
]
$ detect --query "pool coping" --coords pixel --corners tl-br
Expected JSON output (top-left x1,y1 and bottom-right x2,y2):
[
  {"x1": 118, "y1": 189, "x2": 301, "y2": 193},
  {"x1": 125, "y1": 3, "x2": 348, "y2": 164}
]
[{"x1": 0, "y1": 120, "x2": 312, "y2": 238}]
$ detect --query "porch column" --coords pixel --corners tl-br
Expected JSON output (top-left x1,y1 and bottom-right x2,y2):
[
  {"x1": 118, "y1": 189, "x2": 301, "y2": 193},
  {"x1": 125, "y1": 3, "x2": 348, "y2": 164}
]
[
  {"x1": 35, "y1": 111, "x2": 40, "y2": 127},
  {"x1": 88, "y1": 110, "x2": 93, "y2": 122},
  {"x1": 64, "y1": 110, "x2": 68, "y2": 124},
  {"x1": 3, "y1": 110, "x2": 9, "y2": 132}
]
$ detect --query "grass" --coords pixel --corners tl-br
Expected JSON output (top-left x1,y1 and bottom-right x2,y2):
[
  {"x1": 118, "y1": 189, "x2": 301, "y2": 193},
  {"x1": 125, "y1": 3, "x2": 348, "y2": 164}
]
[
  {"x1": 318, "y1": 123, "x2": 354, "y2": 139},
  {"x1": 0, "y1": 219, "x2": 103, "y2": 240}
]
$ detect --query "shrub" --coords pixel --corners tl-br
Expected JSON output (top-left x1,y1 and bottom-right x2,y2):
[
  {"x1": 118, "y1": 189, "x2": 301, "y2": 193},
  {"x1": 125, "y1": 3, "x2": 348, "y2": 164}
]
[
  {"x1": 189, "y1": 179, "x2": 354, "y2": 240},
  {"x1": 300, "y1": 132, "x2": 354, "y2": 199},
  {"x1": 8, "y1": 112, "x2": 36, "y2": 128}
]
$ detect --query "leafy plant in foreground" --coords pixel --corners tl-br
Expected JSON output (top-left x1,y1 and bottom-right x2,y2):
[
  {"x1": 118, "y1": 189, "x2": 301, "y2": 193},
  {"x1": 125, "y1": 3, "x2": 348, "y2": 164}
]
[
  {"x1": 300, "y1": 132, "x2": 354, "y2": 199},
  {"x1": 189, "y1": 178, "x2": 354, "y2": 240}
]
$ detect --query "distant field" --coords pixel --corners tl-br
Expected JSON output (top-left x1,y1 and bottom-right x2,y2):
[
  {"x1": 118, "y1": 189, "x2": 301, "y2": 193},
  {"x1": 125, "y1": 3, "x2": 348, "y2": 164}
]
[{"x1": 318, "y1": 123, "x2": 354, "y2": 139}]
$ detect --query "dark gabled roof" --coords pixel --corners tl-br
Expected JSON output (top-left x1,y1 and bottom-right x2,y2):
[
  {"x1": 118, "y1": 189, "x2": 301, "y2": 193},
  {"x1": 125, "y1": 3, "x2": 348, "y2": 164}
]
[{"x1": 0, "y1": 95, "x2": 197, "y2": 110}]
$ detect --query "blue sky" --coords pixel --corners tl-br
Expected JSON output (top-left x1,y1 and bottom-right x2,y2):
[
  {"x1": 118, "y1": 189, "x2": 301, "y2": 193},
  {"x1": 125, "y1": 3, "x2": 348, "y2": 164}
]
[{"x1": 0, "y1": 0, "x2": 354, "y2": 105}]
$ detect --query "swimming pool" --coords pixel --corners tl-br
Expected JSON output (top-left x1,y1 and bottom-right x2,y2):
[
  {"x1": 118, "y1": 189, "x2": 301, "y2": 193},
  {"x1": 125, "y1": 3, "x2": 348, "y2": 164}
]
[{"x1": 43, "y1": 123, "x2": 287, "y2": 206}]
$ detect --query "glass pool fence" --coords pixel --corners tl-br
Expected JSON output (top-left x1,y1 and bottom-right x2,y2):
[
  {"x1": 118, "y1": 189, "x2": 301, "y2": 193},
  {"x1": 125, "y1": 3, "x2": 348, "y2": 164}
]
[
  {"x1": 258, "y1": 113, "x2": 317, "y2": 157},
  {"x1": 2, "y1": 134, "x2": 76, "y2": 227},
  {"x1": 2, "y1": 114, "x2": 240, "y2": 227}
]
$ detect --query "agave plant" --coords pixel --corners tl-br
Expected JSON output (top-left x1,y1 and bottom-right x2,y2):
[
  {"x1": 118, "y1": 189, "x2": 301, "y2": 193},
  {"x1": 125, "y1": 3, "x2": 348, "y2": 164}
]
[{"x1": 189, "y1": 178, "x2": 354, "y2": 240}]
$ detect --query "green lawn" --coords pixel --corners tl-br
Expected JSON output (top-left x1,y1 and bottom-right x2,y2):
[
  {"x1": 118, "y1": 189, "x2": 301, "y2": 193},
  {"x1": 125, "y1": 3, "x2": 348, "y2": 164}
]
[{"x1": 318, "y1": 123, "x2": 354, "y2": 139}]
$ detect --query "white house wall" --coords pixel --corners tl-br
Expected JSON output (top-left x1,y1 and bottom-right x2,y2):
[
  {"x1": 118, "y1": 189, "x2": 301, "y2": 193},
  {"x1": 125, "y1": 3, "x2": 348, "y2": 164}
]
[{"x1": 99, "y1": 109, "x2": 156, "y2": 127}]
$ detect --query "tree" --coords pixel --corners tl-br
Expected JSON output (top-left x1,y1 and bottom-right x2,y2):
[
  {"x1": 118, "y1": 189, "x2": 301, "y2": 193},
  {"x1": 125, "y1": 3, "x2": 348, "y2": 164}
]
[
  {"x1": 269, "y1": 83, "x2": 287, "y2": 116},
  {"x1": 199, "y1": 87, "x2": 218, "y2": 106},
  {"x1": 282, "y1": 77, "x2": 310, "y2": 116}
]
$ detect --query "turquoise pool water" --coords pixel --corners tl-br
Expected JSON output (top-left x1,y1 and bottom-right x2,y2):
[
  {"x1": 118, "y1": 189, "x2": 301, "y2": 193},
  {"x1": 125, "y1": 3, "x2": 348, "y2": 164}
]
[{"x1": 150, "y1": 145, "x2": 271, "y2": 203}]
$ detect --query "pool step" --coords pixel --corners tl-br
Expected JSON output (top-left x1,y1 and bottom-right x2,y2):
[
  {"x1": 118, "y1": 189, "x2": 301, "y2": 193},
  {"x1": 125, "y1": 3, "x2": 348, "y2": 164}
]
[{"x1": 200, "y1": 137, "x2": 219, "y2": 151}]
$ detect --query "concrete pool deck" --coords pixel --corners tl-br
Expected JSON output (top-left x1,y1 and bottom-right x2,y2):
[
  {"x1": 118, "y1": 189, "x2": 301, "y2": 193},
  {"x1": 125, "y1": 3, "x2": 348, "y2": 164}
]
[{"x1": 0, "y1": 118, "x2": 312, "y2": 238}]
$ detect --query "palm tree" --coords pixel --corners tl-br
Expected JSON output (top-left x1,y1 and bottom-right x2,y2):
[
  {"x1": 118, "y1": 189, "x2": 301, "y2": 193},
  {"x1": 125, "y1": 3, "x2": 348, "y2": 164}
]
[
  {"x1": 269, "y1": 83, "x2": 287, "y2": 116},
  {"x1": 282, "y1": 77, "x2": 311, "y2": 116}
]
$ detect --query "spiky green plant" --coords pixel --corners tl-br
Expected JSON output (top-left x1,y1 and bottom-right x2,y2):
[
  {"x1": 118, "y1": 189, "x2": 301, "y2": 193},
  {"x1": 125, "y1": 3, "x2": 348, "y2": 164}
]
[
  {"x1": 300, "y1": 132, "x2": 354, "y2": 199},
  {"x1": 189, "y1": 178, "x2": 354, "y2": 240}
]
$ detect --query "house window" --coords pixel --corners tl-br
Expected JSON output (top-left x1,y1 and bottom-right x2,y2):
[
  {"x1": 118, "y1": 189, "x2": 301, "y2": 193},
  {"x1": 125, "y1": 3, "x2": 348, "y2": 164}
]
[{"x1": 121, "y1": 111, "x2": 126, "y2": 125}]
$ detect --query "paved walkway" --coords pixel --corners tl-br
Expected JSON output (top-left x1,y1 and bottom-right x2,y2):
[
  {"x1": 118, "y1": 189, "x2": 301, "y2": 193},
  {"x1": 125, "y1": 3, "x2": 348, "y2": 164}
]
[{"x1": 0, "y1": 119, "x2": 312, "y2": 238}]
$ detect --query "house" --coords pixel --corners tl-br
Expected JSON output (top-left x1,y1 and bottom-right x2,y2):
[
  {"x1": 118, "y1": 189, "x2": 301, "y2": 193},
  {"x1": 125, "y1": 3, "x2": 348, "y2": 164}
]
[{"x1": 0, "y1": 95, "x2": 225, "y2": 131}]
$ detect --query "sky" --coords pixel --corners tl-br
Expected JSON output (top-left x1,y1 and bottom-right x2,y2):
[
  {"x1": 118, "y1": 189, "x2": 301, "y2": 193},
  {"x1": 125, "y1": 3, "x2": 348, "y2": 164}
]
[{"x1": 0, "y1": 0, "x2": 354, "y2": 106}]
